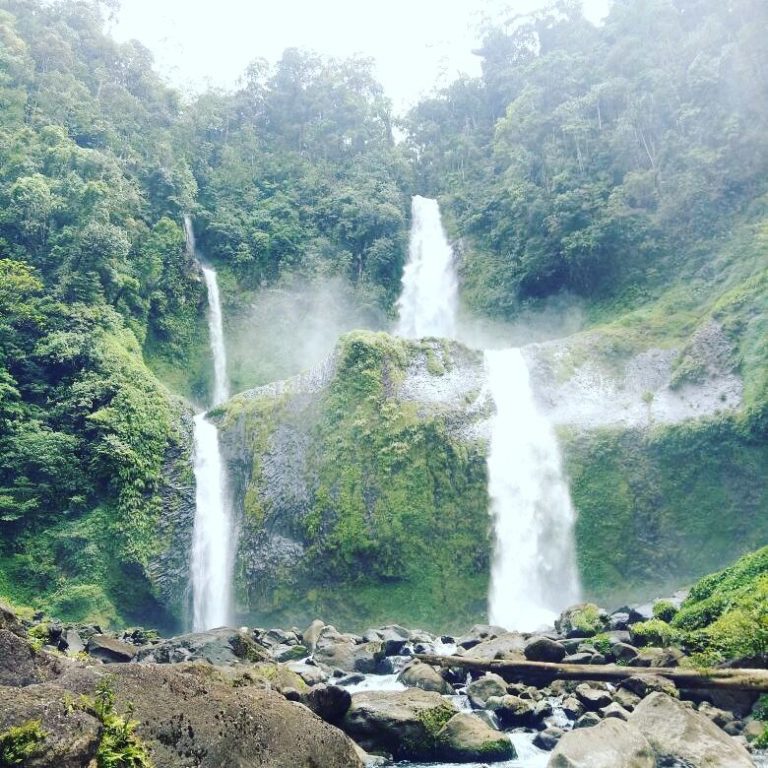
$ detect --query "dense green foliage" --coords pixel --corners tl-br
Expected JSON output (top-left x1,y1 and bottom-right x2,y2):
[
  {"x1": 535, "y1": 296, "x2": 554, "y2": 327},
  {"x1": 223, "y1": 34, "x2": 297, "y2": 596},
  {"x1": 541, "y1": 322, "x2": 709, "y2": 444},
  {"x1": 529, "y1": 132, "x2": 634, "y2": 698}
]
[
  {"x1": 0, "y1": 720, "x2": 45, "y2": 767},
  {"x1": 407, "y1": 0, "x2": 768, "y2": 310},
  {"x1": 220, "y1": 332, "x2": 491, "y2": 631}
]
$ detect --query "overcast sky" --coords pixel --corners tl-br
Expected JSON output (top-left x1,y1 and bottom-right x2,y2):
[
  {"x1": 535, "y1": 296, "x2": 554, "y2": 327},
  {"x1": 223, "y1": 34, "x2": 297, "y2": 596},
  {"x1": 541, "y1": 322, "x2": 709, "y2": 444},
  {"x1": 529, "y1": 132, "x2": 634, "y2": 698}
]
[{"x1": 112, "y1": 0, "x2": 611, "y2": 111}]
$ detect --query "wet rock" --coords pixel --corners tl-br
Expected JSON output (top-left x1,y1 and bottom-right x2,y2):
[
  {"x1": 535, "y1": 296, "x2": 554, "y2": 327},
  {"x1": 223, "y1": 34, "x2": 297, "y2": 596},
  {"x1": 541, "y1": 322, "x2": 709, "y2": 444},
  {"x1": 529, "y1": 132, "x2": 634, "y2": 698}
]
[
  {"x1": 548, "y1": 718, "x2": 655, "y2": 768},
  {"x1": 574, "y1": 711, "x2": 602, "y2": 728},
  {"x1": 397, "y1": 661, "x2": 452, "y2": 694},
  {"x1": 534, "y1": 726, "x2": 564, "y2": 750},
  {"x1": 610, "y1": 642, "x2": 640, "y2": 664},
  {"x1": 0, "y1": 630, "x2": 62, "y2": 687},
  {"x1": 525, "y1": 636, "x2": 567, "y2": 663},
  {"x1": 303, "y1": 683, "x2": 352, "y2": 725},
  {"x1": 630, "y1": 691, "x2": 754, "y2": 767},
  {"x1": 286, "y1": 661, "x2": 329, "y2": 687},
  {"x1": 86, "y1": 634, "x2": 137, "y2": 663},
  {"x1": 561, "y1": 695, "x2": 585, "y2": 720},
  {"x1": 466, "y1": 673, "x2": 508, "y2": 707},
  {"x1": 486, "y1": 694, "x2": 537, "y2": 728},
  {"x1": 273, "y1": 643, "x2": 308, "y2": 662},
  {"x1": 435, "y1": 712, "x2": 517, "y2": 762},
  {"x1": 575, "y1": 683, "x2": 613, "y2": 711},
  {"x1": 614, "y1": 687, "x2": 642, "y2": 712},
  {"x1": 620, "y1": 674, "x2": 677, "y2": 699},
  {"x1": 341, "y1": 688, "x2": 458, "y2": 760}
]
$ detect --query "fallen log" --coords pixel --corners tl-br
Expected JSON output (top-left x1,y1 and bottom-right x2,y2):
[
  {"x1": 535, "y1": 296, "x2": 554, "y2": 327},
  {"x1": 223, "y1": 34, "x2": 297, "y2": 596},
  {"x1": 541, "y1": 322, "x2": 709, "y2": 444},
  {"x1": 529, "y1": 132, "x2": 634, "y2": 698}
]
[{"x1": 415, "y1": 653, "x2": 768, "y2": 692}]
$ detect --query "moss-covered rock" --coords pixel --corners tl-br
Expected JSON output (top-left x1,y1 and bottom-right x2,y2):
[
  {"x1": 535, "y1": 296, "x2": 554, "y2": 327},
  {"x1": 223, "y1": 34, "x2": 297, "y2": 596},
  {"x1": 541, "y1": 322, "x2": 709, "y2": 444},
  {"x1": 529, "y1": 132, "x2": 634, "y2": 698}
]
[{"x1": 217, "y1": 331, "x2": 491, "y2": 632}]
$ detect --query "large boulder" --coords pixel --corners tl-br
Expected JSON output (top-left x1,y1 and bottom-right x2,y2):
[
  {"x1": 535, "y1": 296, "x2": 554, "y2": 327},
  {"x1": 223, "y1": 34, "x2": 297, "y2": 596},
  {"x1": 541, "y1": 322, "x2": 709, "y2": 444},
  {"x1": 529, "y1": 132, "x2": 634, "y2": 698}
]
[
  {"x1": 464, "y1": 632, "x2": 526, "y2": 660},
  {"x1": 547, "y1": 718, "x2": 655, "y2": 768},
  {"x1": 341, "y1": 688, "x2": 458, "y2": 760},
  {"x1": 315, "y1": 639, "x2": 385, "y2": 674},
  {"x1": 86, "y1": 634, "x2": 137, "y2": 663},
  {"x1": 0, "y1": 630, "x2": 62, "y2": 687},
  {"x1": 0, "y1": 685, "x2": 101, "y2": 768},
  {"x1": 133, "y1": 628, "x2": 269, "y2": 665},
  {"x1": 435, "y1": 712, "x2": 517, "y2": 762},
  {"x1": 302, "y1": 684, "x2": 351, "y2": 725},
  {"x1": 525, "y1": 636, "x2": 567, "y2": 663},
  {"x1": 466, "y1": 673, "x2": 508, "y2": 707},
  {"x1": 630, "y1": 691, "x2": 754, "y2": 767},
  {"x1": 555, "y1": 604, "x2": 608, "y2": 638},
  {"x1": 397, "y1": 662, "x2": 452, "y2": 694}
]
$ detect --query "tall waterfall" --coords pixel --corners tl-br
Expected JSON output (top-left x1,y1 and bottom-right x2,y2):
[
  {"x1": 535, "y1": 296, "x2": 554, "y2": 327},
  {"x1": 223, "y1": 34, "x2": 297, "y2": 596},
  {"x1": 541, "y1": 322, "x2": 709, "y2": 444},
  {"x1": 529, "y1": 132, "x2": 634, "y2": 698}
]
[
  {"x1": 186, "y1": 215, "x2": 233, "y2": 631},
  {"x1": 396, "y1": 196, "x2": 458, "y2": 338},
  {"x1": 485, "y1": 349, "x2": 580, "y2": 629}
]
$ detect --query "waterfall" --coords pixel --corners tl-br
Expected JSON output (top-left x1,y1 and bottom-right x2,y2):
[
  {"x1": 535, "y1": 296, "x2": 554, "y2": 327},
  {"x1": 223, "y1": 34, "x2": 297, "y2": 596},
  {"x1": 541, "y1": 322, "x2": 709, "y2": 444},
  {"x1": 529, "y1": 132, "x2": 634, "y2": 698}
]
[
  {"x1": 396, "y1": 196, "x2": 458, "y2": 338},
  {"x1": 186, "y1": 215, "x2": 233, "y2": 631},
  {"x1": 191, "y1": 414, "x2": 232, "y2": 630},
  {"x1": 484, "y1": 348, "x2": 581, "y2": 630}
]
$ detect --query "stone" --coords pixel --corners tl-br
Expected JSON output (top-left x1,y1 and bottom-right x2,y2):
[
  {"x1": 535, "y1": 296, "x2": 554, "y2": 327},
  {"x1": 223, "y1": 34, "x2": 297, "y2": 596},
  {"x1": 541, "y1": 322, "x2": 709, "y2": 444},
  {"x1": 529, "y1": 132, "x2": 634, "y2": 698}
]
[
  {"x1": 341, "y1": 688, "x2": 458, "y2": 761},
  {"x1": 302, "y1": 619, "x2": 326, "y2": 650},
  {"x1": 0, "y1": 602, "x2": 25, "y2": 636},
  {"x1": 742, "y1": 719, "x2": 766, "y2": 742},
  {"x1": 609, "y1": 611, "x2": 631, "y2": 631},
  {"x1": 435, "y1": 712, "x2": 517, "y2": 761},
  {"x1": 620, "y1": 674, "x2": 677, "y2": 699},
  {"x1": 133, "y1": 628, "x2": 269, "y2": 666},
  {"x1": 610, "y1": 642, "x2": 640, "y2": 663},
  {"x1": 456, "y1": 624, "x2": 506, "y2": 649},
  {"x1": 534, "y1": 726, "x2": 564, "y2": 750},
  {"x1": 397, "y1": 661, "x2": 452, "y2": 694},
  {"x1": 486, "y1": 694, "x2": 537, "y2": 728},
  {"x1": 466, "y1": 673, "x2": 508, "y2": 707},
  {"x1": 600, "y1": 702, "x2": 630, "y2": 720},
  {"x1": 273, "y1": 643, "x2": 308, "y2": 662},
  {"x1": 86, "y1": 634, "x2": 137, "y2": 663},
  {"x1": 628, "y1": 603, "x2": 655, "y2": 623},
  {"x1": 555, "y1": 603, "x2": 608, "y2": 638},
  {"x1": 315, "y1": 639, "x2": 385, "y2": 674},
  {"x1": 562, "y1": 652, "x2": 594, "y2": 664},
  {"x1": 614, "y1": 687, "x2": 642, "y2": 711},
  {"x1": 574, "y1": 711, "x2": 602, "y2": 729},
  {"x1": 286, "y1": 661, "x2": 329, "y2": 687},
  {"x1": 548, "y1": 718, "x2": 655, "y2": 768},
  {"x1": 561, "y1": 695, "x2": 585, "y2": 720},
  {"x1": 302, "y1": 684, "x2": 352, "y2": 725},
  {"x1": 463, "y1": 631, "x2": 526, "y2": 660},
  {"x1": 631, "y1": 691, "x2": 754, "y2": 768},
  {"x1": 525, "y1": 636, "x2": 567, "y2": 663},
  {"x1": 575, "y1": 683, "x2": 613, "y2": 711},
  {"x1": 59, "y1": 628, "x2": 85, "y2": 656}
]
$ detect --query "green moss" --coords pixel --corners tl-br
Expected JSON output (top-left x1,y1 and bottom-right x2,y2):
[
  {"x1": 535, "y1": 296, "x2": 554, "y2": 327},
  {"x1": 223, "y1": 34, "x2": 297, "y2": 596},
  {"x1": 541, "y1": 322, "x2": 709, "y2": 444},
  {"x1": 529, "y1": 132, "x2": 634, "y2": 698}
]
[
  {"x1": 0, "y1": 720, "x2": 46, "y2": 766},
  {"x1": 630, "y1": 619, "x2": 681, "y2": 648},
  {"x1": 653, "y1": 600, "x2": 678, "y2": 623}
]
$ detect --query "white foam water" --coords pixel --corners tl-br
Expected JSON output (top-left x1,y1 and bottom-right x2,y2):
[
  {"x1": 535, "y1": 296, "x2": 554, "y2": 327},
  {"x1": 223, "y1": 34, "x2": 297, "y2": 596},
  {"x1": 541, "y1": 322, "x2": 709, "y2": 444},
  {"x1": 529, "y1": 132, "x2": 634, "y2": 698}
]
[
  {"x1": 396, "y1": 195, "x2": 458, "y2": 339},
  {"x1": 484, "y1": 348, "x2": 581, "y2": 630}
]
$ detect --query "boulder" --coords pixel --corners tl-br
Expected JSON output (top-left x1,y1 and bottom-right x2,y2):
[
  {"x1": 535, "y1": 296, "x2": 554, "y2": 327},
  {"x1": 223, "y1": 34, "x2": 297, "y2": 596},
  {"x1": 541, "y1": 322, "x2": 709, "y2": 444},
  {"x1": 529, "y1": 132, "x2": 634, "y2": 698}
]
[
  {"x1": 486, "y1": 694, "x2": 538, "y2": 728},
  {"x1": 0, "y1": 630, "x2": 62, "y2": 687},
  {"x1": 302, "y1": 684, "x2": 352, "y2": 725},
  {"x1": 315, "y1": 639, "x2": 385, "y2": 674},
  {"x1": 600, "y1": 702, "x2": 630, "y2": 721},
  {"x1": 302, "y1": 619, "x2": 326, "y2": 650},
  {"x1": 0, "y1": 602, "x2": 25, "y2": 636},
  {"x1": 575, "y1": 683, "x2": 612, "y2": 711},
  {"x1": 525, "y1": 636, "x2": 567, "y2": 663},
  {"x1": 573, "y1": 711, "x2": 601, "y2": 729},
  {"x1": 561, "y1": 695, "x2": 585, "y2": 720},
  {"x1": 341, "y1": 688, "x2": 458, "y2": 760},
  {"x1": 435, "y1": 712, "x2": 517, "y2": 762},
  {"x1": 133, "y1": 628, "x2": 269, "y2": 666},
  {"x1": 548, "y1": 718, "x2": 655, "y2": 768},
  {"x1": 286, "y1": 661, "x2": 329, "y2": 687},
  {"x1": 555, "y1": 604, "x2": 608, "y2": 638},
  {"x1": 620, "y1": 674, "x2": 677, "y2": 699},
  {"x1": 86, "y1": 634, "x2": 137, "y2": 663},
  {"x1": 60, "y1": 628, "x2": 85, "y2": 656},
  {"x1": 456, "y1": 624, "x2": 506, "y2": 650},
  {"x1": 630, "y1": 691, "x2": 754, "y2": 768},
  {"x1": 397, "y1": 662, "x2": 452, "y2": 694},
  {"x1": 464, "y1": 631, "x2": 526, "y2": 660},
  {"x1": 534, "y1": 726, "x2": 564, "y2": 751},
  {"x1": 562, "y1": 652, "x2": 594, "y2": 664},
  {"x1": 466, "y1": 673, "x2": 508, "y2": 707},
  {"x1": 614, "y1": 687, "x2": 641, "y2": 712},
  {"x1": 0, "y1": 684, "x2": 101, "y2": 767}
]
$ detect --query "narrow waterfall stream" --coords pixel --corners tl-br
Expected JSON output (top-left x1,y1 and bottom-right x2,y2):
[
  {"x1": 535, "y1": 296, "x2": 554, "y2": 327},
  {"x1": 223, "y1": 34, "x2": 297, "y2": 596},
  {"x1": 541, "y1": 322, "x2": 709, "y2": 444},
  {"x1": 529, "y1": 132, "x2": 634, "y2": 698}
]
[
  {"x1": 186, "y1": 216, "x2": 234, "y2": 631},
  {"x1": 396, "y1": 196, "x2": 581, "y2": 630},
  {"x1": 396, "y1": 195, "x2": 459, "y2": 339}
]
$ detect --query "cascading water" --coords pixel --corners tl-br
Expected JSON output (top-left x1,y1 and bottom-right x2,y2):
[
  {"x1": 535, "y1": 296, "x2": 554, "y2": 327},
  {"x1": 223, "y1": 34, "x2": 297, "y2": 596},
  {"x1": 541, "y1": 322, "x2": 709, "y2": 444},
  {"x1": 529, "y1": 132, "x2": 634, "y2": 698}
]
[
  {"x1": 185, "y1": 215, "x2": 233, "y2": 631},
  {"x1": 395, "y1": 195, "x2": 458, "y2": 339},
  {"x1": 485, "y1": 348, "x2": 580, "y2": 630},
  {"x1": 396, "y1": 196, "x2": 581, "y2": 630}
]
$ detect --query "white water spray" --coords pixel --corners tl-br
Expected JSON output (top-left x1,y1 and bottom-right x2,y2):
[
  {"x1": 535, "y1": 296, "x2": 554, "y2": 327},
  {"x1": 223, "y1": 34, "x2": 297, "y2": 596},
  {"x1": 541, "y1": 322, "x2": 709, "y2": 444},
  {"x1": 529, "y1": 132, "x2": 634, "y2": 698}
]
[
  {"x1": 186, "y1": 215, "x2": 233, "y2": 631},
  {"x1": 396, "y1": 196, "x2": 458, "y2": 338},
  {"x1": 485, "y1": 348, "x2": 581, "y2": 630}
]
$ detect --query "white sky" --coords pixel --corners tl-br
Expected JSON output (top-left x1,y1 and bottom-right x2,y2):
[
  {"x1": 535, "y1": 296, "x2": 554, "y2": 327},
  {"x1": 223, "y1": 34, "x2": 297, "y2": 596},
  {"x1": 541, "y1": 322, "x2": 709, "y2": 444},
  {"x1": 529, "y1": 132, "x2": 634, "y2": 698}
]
[{"x1": 111, "y1": 0, "x2": 610, "y2": 111}]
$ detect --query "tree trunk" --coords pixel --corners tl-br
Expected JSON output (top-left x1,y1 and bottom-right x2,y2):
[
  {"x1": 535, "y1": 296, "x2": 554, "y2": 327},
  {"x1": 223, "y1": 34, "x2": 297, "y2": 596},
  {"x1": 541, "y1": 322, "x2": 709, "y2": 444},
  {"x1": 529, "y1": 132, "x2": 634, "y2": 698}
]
[{"x1": 415, "y1": 653, "x2": 768, "y2": 692}]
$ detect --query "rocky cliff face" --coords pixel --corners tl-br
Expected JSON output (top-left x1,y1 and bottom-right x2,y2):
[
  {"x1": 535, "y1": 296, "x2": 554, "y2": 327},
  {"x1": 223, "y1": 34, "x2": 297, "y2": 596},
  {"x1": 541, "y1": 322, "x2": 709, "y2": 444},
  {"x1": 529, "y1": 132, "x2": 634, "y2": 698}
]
[{"x1": 216, "y1": 332, "x2": 492, "y2": 632}]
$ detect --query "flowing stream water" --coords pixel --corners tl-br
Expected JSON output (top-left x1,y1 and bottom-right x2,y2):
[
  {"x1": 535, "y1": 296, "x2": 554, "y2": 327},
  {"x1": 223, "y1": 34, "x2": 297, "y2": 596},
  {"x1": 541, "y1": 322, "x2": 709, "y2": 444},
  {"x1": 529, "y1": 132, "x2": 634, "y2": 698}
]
[
  {"x1": 186, "y1": 216, "x2": 234, "y2": 631},
  {"x1": 396, "y1": 197, "x2": 580, "y2": 631}
]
